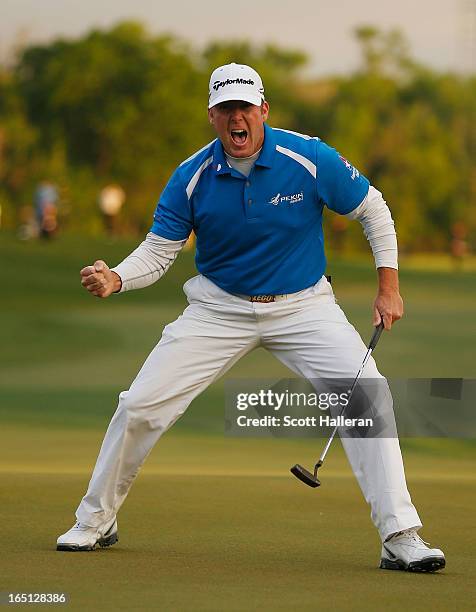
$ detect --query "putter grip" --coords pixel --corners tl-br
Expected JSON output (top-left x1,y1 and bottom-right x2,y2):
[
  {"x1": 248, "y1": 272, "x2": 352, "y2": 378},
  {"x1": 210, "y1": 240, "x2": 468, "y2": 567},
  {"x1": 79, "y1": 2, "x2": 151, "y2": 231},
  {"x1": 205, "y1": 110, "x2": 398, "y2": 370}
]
[{"x1": 368, "y1": 321, "x2": 384, "y2": 350}]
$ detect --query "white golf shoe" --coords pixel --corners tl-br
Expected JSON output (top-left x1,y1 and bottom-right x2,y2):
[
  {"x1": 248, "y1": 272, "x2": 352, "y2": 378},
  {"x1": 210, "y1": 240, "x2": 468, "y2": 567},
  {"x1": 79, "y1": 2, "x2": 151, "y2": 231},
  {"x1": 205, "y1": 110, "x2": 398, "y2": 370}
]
[
  {"x1": 380, "y1": 529, "x2": 445, "y2": 572},
  {"x1": 56, "y1": 518, "x2": 118, "y2": 552}
]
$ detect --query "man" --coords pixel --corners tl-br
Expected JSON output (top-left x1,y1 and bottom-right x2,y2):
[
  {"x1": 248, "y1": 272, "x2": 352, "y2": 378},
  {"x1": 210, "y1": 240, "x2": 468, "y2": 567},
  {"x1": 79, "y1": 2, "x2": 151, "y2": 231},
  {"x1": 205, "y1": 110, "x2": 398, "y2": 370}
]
[
  {"x1": 57, "y1": 63, "x2": 445, "y2": 572},
  {"x1": 98, "y1": 184, "x2": 126, "y2": 236},
  {"x1": 34, "y1": 181, "x2": 59, "y2": 239}
]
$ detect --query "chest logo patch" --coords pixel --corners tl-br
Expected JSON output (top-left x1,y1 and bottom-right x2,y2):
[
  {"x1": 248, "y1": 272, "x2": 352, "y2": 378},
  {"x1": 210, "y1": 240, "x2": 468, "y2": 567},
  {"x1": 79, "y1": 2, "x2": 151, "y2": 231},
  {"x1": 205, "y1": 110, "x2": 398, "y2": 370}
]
[{"x1": 268, "y1": 191, "x2": 304, "y2": 205}]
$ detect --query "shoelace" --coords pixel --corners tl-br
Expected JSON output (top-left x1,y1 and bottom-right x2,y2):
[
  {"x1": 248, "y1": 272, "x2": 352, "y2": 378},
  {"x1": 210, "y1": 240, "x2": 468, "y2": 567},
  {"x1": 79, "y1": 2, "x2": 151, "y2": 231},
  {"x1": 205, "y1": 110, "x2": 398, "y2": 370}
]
[
  {"x1": 393, "y1": 529, "x2": 430, "y2": 547},
  {"x1": 75, "y1": 520, "x2": 115, "y2": 533},
  {"x1": 74, "y1": 522, "x2": 90, "y2": 531}
]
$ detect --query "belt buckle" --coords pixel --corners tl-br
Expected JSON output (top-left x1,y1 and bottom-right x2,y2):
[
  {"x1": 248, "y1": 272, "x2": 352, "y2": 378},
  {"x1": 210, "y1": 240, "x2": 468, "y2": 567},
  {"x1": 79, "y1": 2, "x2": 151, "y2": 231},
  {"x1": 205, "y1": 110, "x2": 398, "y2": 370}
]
[{"x1": 249, "y1": 295, "x2": 276, "y2": 303}]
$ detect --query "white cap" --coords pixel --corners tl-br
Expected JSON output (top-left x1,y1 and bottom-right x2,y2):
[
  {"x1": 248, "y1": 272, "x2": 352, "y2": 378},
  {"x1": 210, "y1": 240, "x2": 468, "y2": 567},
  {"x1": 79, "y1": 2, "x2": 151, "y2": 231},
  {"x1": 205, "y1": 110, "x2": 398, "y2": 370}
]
[{"x1": 208, "y1": 63, "x2": 265, "y2": 109}]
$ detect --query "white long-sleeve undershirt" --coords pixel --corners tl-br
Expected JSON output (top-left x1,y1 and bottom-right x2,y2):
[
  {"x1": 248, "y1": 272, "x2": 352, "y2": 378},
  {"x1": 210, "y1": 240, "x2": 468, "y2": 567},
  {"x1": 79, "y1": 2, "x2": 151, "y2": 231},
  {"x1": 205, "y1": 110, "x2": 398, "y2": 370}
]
[
  {"x1": 111, "y1": 184, "x2": 398, "y2": 293},
  {"x1": 111, "y1": 233, "x2": 186, "y2": 292},
  {"x1": 345, "y1": 185, "x2": 398, "y2": 270}
]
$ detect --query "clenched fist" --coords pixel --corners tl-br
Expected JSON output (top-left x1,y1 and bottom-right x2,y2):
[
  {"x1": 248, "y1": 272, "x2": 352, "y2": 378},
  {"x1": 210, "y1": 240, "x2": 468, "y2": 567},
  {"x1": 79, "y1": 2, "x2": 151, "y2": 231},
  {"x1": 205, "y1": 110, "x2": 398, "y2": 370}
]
[
  {"x1": 80, "y1": 260, "x2": 122, "y2": 298},
  {"x1": 373, "y1": 267, "x2": 403, "y2": 330}
]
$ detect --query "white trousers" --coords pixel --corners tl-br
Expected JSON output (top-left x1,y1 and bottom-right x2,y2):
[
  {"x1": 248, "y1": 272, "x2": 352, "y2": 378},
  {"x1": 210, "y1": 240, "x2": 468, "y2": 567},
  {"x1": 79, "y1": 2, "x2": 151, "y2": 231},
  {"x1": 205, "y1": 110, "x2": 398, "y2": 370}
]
[{"x1": 76, "y1": 275, "x2": 421, "y2": 541}]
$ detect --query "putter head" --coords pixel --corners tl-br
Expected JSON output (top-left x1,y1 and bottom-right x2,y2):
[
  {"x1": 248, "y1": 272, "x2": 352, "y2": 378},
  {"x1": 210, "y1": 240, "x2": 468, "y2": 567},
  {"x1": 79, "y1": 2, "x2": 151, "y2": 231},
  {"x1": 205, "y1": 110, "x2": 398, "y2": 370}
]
[{"x1": 290, "y1": 464, "x2": 321, "y2": 488}]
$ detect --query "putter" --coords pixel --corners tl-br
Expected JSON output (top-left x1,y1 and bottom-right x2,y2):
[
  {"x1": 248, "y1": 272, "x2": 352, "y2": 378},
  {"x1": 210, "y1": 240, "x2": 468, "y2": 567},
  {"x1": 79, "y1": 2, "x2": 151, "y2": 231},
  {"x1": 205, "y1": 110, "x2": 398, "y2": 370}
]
[{"x1": 290, "y1": 321, "x2": 385, "y2": 488}]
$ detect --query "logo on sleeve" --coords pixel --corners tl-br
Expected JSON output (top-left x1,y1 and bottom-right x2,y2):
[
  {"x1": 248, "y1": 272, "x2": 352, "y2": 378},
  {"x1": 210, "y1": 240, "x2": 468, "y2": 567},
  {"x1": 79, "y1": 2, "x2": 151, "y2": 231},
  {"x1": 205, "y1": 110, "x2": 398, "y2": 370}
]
[
  {"x1": 268, "y1": 191, "x2": 304, "y2": 205},
  {"x1": 339, "y1": 155, "x2": 360, "y2": 180}
]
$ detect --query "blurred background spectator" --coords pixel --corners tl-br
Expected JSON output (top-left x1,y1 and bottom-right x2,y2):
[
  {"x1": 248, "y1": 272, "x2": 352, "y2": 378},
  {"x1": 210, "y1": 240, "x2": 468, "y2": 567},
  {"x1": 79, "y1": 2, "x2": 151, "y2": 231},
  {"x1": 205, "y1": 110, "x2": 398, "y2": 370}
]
[
  {"x1": 98, "y1": 184, "x2": 125, "y2": 236},
  {"x1": 34, "y1": 181, "x2": 59, "y2": 239}
]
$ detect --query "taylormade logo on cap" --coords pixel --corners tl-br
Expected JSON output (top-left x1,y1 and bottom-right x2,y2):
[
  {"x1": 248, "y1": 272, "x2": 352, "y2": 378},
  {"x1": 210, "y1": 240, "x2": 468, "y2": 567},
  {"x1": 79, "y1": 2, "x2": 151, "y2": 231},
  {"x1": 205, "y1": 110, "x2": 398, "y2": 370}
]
[
  {"x1": 212, "y1": 78, "x2": 255, "y2": 91},
  {"x1": 208, "y1": 63, "x2": 265, "y2": 109}
]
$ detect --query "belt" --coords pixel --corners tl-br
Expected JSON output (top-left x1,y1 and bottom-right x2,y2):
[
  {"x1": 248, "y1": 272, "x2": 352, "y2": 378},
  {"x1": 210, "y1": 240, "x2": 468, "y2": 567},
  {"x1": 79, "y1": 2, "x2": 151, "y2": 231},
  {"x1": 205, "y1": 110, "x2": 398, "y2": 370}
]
[
  {"x1": 234, "y1": 293, "x2": 288, "y2": 302},
  {"x1": 237, "y1": 277, "x2": 331, "y2": 304},
  {"x1": 245, "y1": 294, "x2": 287, "y2": 303}
]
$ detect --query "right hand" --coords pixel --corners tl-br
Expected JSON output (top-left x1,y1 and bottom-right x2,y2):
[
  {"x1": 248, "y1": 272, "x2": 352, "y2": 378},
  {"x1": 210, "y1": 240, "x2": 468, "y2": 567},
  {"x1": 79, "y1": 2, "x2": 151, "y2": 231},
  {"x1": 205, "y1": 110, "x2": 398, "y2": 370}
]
[{"x1": 80, "y1": 260, "x2": 121, "y2": 298}]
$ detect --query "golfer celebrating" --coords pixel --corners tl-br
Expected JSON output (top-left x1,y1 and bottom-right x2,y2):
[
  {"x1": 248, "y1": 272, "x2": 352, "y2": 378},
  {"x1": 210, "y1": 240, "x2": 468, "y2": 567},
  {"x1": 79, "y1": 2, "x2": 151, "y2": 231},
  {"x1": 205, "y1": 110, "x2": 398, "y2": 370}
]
[{"x1": 57, "y1": 63, "x2": 445, "y2": 572}]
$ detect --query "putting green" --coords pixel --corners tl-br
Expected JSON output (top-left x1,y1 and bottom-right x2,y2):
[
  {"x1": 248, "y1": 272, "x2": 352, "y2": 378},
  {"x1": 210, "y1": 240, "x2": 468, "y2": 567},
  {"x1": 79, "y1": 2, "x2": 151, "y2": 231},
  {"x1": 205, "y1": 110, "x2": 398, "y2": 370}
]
[
  {"x1": 1, "y1": 234, "x2": 475, "y2": 609},
  {"x1": 1, "y1": 427, "x2": 475, "y2": 610}
]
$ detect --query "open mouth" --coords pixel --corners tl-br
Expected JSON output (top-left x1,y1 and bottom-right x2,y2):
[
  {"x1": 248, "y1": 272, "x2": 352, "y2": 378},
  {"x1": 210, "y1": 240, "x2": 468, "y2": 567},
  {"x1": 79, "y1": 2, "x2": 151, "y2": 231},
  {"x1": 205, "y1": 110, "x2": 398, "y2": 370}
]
[{"x1": 230, "y1": 129, "x2": 248, "y2": 146}]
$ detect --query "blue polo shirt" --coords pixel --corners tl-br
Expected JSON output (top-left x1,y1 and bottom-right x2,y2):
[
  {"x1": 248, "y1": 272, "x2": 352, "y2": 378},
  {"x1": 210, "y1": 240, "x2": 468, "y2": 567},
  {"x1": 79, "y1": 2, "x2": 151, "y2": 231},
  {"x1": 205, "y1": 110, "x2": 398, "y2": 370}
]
[{"x1": 151, "y1": 124, "x2": 369, "y2": 295}]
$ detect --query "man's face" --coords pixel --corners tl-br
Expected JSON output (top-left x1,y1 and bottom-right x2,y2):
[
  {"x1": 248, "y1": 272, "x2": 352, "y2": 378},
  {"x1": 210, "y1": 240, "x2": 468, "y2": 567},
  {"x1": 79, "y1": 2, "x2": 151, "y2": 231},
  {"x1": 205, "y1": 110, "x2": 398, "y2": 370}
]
[{"x1": 208, "y1": 100, "x2": 269, "y2": 157}]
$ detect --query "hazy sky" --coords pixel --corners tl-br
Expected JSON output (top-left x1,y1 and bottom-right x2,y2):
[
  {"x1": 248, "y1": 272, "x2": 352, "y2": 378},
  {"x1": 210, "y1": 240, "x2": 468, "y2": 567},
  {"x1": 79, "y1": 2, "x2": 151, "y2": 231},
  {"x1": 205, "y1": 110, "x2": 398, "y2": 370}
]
[{"x1": 1, "y1": 0, "x2": 474, "y2": 75}]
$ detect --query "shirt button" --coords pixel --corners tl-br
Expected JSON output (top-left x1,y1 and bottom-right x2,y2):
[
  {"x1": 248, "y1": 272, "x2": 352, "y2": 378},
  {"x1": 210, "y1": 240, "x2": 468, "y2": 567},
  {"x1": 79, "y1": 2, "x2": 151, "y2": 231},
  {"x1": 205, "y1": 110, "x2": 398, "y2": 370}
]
[
  {"x1": 246, "y1": 181, "x2": 250, "y2": 187},
  {"x1": 248, "y1": 198, "x2": 252, "y2": 205}
]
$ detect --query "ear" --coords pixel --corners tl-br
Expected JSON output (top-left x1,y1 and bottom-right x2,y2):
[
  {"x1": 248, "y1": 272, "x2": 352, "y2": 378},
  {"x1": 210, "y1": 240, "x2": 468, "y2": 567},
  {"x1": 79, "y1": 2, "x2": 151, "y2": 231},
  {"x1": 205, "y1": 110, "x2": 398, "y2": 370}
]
[
  {"x1": 208, "y1": 108, "x2": 214, "y2": 125},
  {"x1": 261, "y1": 101, "x2": 270, "y2": 122}
]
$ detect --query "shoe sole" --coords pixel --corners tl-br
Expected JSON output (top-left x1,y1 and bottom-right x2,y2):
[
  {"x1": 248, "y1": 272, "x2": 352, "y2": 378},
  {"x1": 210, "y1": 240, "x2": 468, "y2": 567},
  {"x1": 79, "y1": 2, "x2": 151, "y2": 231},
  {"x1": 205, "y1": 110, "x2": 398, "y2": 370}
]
[
  {"x1": 56, "y1": 531, "x2": 118, "y2": 552},
  {"x1": 380, "y1": 555, "x2": 445, "y2": 573}
]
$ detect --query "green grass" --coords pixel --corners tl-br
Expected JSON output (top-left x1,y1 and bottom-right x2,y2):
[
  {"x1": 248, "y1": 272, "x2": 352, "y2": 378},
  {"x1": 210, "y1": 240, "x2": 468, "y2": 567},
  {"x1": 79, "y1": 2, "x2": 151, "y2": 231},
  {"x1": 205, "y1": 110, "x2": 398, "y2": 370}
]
[
  {"x1": 1, "y1": 233, "x2": 475, "y2": 382},
  {"x1": 0, "y1": 474, "x2": 474, "y2": 611},
  {"x1": 1, "y1": 430, "x2": 475, "y2": 611},
  {"x1": 0, "y1": 232, "x2": 475, "y2": 610}
]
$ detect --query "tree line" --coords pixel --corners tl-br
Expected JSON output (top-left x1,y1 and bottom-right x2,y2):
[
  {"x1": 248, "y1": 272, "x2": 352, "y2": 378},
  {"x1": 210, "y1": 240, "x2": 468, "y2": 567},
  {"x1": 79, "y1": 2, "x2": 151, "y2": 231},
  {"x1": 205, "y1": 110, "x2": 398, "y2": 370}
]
[{"x1": 0, "y1": 21, "x2": 474, "y2": 251}]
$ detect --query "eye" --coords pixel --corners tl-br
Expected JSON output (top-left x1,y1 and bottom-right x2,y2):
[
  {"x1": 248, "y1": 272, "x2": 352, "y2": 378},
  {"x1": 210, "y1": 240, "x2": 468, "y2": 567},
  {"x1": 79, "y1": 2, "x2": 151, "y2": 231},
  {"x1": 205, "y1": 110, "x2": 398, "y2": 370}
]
[{"x1": 217, "y1": 101, "x2": 235, "y2": 111}]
